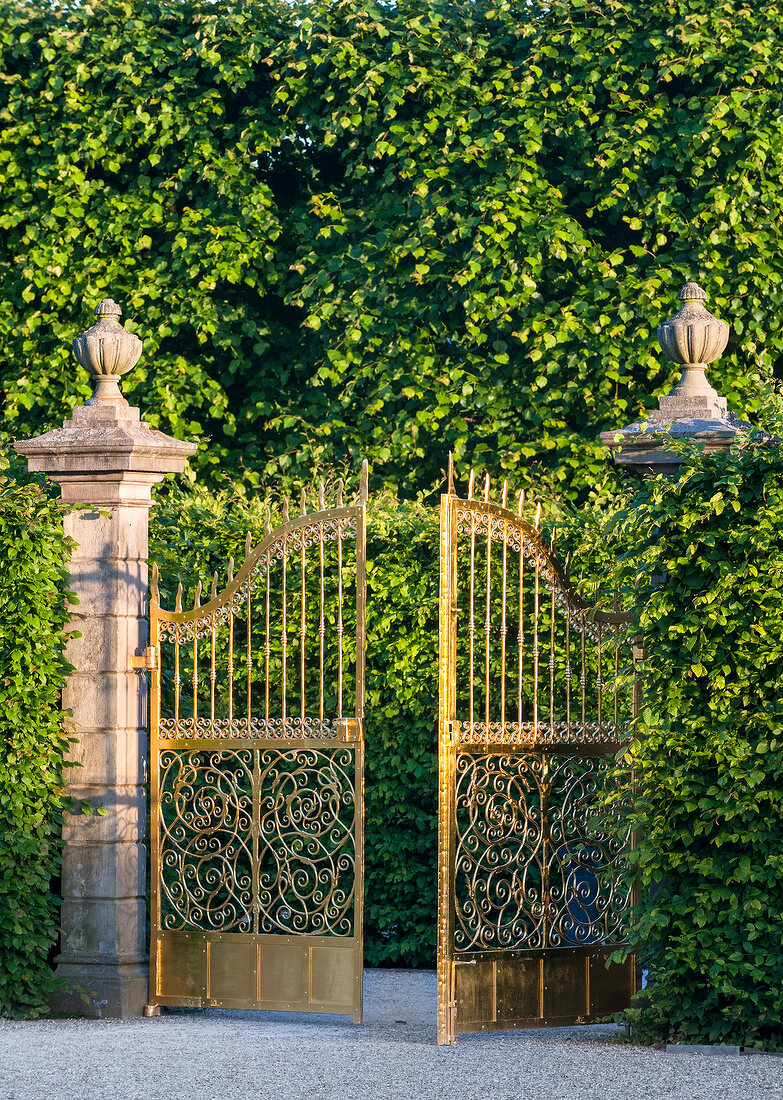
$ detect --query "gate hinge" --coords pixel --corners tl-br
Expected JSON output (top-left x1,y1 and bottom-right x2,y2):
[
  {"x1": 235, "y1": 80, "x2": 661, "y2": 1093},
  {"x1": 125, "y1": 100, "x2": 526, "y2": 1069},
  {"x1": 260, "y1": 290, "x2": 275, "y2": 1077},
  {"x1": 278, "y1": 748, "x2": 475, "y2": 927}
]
[
  {"x1": 131, "y1": 646, "x2": 157, "y2": 672},
  {"x1": 443, "y1": 721, "x2": 460, "y2": 747},
  {"x1": 335, "y1": 718, "x2": 362, "y2": 743}
]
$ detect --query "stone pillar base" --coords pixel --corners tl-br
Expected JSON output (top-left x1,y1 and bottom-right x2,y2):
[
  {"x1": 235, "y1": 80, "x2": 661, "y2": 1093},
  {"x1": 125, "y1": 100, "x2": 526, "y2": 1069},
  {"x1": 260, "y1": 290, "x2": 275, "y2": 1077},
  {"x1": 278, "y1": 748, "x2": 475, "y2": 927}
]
[{"x1": 51, "y1": 959, "x2": 149, "y2": 1019}]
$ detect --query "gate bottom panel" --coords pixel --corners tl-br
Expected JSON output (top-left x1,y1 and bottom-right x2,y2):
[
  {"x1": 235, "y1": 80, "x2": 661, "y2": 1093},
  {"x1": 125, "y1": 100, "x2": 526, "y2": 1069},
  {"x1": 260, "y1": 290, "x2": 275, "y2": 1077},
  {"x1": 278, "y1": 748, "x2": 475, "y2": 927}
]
[
  {"x1": 154, "y1": 930, "x2": 361, "y2": 1014},
  {"x1": 453, "y1": 946, "x2": 636, "y2": 1034}
]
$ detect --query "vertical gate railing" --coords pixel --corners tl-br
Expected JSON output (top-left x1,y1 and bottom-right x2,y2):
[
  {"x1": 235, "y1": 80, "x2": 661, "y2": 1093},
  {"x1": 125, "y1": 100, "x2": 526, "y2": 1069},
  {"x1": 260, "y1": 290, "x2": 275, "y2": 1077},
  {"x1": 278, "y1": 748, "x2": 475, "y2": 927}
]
[
  {"x1": 146, "y1": 464, "x2": 367, "y2": 1021},
  {"x1": 437, "y1": 459, "x2": 637, "y2": 1044}
]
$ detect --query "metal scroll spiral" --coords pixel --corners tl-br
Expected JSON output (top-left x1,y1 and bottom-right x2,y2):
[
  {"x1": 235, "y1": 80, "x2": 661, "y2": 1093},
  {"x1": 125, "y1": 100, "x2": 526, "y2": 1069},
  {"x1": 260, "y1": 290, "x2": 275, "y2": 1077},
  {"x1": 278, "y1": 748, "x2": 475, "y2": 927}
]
[
  {"x1": 257, "y1": 747, "x2": 355, "y2": 936},
  {"x1": 454, "y1": 753, "x2": 631, "y2": 952},
  {"x1": 454, "y1": 753, "x2": 546, "y2": 951},
  {"x1": 159, "y1": 750, "x2": 253, "y2": 931},
  {"x1": 547, "y1": 756, "x2": 632, "y2": 947}
]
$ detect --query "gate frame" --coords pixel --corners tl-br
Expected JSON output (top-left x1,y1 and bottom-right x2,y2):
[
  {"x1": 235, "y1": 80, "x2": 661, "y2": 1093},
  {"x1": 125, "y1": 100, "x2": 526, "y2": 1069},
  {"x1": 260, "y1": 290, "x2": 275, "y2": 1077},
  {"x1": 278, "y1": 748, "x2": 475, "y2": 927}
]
[
  {"x1": 145, "y1": 470, "x2": 367, "y2": 1021},
  {"x1": 437, "y1": 468, "x2": 638, "y2": 1044}
]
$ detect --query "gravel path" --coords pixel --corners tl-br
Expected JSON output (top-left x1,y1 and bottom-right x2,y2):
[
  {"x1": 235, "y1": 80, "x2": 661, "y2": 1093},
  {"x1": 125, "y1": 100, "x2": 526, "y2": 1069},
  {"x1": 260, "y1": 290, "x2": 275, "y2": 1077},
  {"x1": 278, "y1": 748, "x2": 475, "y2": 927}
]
[{"x1": 2, "y1": 969, "x2": 782, "y2": 1100}]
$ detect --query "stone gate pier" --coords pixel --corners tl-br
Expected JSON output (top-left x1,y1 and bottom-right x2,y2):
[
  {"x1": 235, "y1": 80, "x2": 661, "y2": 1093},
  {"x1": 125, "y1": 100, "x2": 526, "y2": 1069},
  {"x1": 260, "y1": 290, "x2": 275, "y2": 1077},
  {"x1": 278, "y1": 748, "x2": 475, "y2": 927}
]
[{"x1": 16, "y1": 299, "x2": 195, "y2": 1017}]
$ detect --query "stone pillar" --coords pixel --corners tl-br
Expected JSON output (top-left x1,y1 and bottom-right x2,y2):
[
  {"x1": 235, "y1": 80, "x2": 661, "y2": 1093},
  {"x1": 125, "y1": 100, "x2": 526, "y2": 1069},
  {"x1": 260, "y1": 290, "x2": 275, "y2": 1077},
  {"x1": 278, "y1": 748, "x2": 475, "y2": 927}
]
[
  {"x1": 600, "y1": 281, "x2": 760, "y2": 475},
  {"x1": 15, "y1": 299, "x2": 196, "y2": 1017}
]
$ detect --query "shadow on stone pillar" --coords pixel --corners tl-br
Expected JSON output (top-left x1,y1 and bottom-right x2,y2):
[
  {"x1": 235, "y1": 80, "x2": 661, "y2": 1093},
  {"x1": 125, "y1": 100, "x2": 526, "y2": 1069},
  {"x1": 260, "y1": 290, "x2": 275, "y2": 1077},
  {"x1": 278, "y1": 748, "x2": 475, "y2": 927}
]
[{"x1": 15, "y1": 298, "x2": 196, "y2": 1017}]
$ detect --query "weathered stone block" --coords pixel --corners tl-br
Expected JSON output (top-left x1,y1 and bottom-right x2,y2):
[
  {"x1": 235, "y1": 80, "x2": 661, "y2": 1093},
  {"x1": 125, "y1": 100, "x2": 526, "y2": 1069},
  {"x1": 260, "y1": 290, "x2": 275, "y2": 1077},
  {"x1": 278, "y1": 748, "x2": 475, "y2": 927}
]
[
  {"x1": 66, "y1": 726, "x2": 147, "y2": 786},
  {"x1": 63, "y1": 671, "x2": 146, "y2": 730},
  {"x1": 62, "y1": 784, "x2": 146, "y2": 844},
  {"x1": 65, "y1": 559, "x2": 148, "y2": 618},
  {"x1": 64, "y1": 614, "x2": 146, "y2": 675},
  {"x1": 66, "y1": 507, "x2": 149, "y2": 563},
  {"x1": 59, "y1": 897, "x2": 147, "y2": 958},
  {"x1": 62, "y1": 842, "x2": 146, "y2": 899}
]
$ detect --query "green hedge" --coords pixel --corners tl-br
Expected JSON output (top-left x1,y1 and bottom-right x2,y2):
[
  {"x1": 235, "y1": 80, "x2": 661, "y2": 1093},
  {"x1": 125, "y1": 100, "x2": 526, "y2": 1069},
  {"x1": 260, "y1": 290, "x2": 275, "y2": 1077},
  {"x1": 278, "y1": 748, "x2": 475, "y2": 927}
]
[
  {"x1": 149, "y1": 484, "x2": 440, "y2": 966},
  {"x1": 0, "y1": 452, "x2": 75, "y2": 1017},
  {"x1": 611, "y1": 428, "x2": 783, "y2": 1048},
  {"x1": 2, "y1": 0, "x2": 782, "y2": 501}
]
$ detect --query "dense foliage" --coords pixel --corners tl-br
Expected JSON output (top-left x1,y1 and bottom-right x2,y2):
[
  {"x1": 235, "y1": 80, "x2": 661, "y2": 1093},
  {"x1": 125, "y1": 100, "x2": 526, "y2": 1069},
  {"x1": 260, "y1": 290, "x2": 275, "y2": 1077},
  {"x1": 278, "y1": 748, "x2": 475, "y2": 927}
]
[
  {"x1": 1, "y1": 0, "x2": 781, "y2": 498},
  {"x1": 0, "y1": 452, "x2": 75, "y2": 1017},
  {"x1": 612, "y1": 428, "x2": 783, "y2": 1048},
  {"x1": 149, "y1": 485, "x2": 440, "y2": 966}
]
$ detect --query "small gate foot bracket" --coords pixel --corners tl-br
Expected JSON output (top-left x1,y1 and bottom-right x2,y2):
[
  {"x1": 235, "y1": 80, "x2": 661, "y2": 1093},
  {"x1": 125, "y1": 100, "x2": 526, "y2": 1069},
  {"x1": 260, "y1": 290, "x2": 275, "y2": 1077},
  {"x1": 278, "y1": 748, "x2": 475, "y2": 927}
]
[{"x1": 143, "y1": 1004, "x2": 161, "y2": 1018}]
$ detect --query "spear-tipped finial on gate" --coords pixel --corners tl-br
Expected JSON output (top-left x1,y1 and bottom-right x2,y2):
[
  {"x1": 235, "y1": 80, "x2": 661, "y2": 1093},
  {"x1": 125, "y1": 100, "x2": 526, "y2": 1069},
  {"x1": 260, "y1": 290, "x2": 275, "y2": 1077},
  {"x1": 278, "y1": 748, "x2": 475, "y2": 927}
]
[
  {"x1": 336, "y1": 478, "x2": 344, "y2": 507},
  {"x1": 359, "y1": 458, "x2": 369, "y2": 505},
  {"x1": 318, "y1": 482, "x2": 325, "y2": 511},
  {"x1": 194, "y1": 580, "x2": 202, "y2": 609},
  {"x1": 227, "y1": 557, "x2": 234, "y2": 584},
  {"x1": 211, "y1": 571, "x2": 218, "y2": 601},
  {"x1": 517, "y1": 489, "x2": 525, "y2": 517},
  {"x1": 150, "y1": 562, "x2": 160, "y2": 607},
  {"x1": 175, "y1": 582, "x2": 183, "y2": 613},
  {"x1": 534, "y1": 502, "x2": 542, "y2": 530},
  {"x1": 282, "y1": 497, "x2": 290, "y2": 523},
  {"x1": 447, "y1": 453, "x2": 455, "y2": 495},
  {"x1": 501, "y1": 479, "x2": 508, "y2": 509},
  {"x1": 565, "y1": 550, "x2": 573, "y2": 580},
  {"x1": 468, "y1": 469, "x2": 475, "y2": 500},
  {"x1": 483, "y1": 473, "x2": 490, "y2": 504},
  {"x1": 550, "y1": 527, "x2": 556, "y2": 552},
  {"x1": 300, "y1": 487, "x2": 307, "y2": 516},
  {"x1": 246, "y1": 529, "x2": 254, "y2": 558},
  {"x1": 72, "y1": 297, "x2": 143, "y2": 406}
]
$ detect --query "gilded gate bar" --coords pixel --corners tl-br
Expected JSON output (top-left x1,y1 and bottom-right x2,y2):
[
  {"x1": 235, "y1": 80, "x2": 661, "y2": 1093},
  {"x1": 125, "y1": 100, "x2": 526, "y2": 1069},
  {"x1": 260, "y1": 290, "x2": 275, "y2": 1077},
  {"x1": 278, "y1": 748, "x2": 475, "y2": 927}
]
[
  {"x1": 437, "y1": 458, "x2": 638, "y2": 1044},
  {"x1": 146, "y1": 464, "x2": 368, "y2": 1021}
]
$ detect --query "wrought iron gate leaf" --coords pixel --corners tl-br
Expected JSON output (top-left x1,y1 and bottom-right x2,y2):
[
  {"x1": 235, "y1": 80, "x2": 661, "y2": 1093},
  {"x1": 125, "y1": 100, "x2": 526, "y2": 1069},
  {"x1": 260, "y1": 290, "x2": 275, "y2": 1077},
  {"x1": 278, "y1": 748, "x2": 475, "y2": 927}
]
[
  {"x1": 147, "y1": 465, "x2": 368, "y2": 1020},
  {"x1": 438, "y1": 463, "x2": 638, "y2": 1044}
]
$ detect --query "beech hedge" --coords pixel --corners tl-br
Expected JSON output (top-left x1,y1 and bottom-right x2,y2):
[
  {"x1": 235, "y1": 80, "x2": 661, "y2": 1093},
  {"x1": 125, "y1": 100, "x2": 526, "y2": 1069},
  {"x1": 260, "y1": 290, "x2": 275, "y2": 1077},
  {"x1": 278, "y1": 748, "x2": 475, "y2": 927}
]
[
  {"x1": 611, "y1": 420, "x2": 783, "y2": 1048},
  {"x1": 0, "y1": 452, "x2": 75, "y2": 1018},
  {"x1": 2, "y1": 0, "x2": 782, "y2": 500}
]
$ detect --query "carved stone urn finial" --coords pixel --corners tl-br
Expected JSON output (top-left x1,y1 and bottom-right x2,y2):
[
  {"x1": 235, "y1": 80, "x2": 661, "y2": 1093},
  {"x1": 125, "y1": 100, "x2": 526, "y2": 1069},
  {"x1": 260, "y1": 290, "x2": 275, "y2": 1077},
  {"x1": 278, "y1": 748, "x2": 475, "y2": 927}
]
[
  {"x1": 72, "y1": 298, "x2": 142, "y2": 405},
  {"x1": 599, "y1": 280, "x2": 759, "y2": 475},
  {"x1": 655, "y1": 281, "x2": 730, "y2": 416}
]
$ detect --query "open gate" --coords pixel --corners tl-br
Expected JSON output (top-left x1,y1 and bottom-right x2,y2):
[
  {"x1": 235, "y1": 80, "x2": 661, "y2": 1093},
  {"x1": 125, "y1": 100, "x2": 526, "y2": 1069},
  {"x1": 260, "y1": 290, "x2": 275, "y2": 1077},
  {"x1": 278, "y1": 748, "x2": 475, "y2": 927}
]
[
  {"x1": 146, "y1": 466, "x2": 367, "y2": 1021},
  {"x1": 437, "y1": 461, "x2": 637, "y2": 1044}
]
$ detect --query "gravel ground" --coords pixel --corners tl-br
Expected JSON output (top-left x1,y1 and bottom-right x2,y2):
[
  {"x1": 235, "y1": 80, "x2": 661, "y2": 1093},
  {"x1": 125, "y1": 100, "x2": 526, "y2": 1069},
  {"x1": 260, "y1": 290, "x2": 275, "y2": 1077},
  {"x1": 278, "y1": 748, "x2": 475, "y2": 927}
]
[{"x1": 2, "y1": 969, "x2": 782, "y2": 1100}]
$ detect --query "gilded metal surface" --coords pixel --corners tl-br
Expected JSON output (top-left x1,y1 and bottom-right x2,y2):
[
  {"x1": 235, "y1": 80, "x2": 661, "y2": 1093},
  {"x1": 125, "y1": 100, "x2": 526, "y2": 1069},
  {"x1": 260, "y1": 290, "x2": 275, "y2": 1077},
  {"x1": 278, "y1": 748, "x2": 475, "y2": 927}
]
[
  {"x1": 454, "y1": 752, "x2": 631, "y2": 953},
  {"x1": 257, "y1": 746, "x2": 356, "y2": 936},
  {"x1": 147, "y1": 464, "x2": 368, "y2": 1022},
  {"x1": 160, "y1": 748, "x2": 253, "y2": 931},
  {"x1": 437, "y1": 459, "x2": 636, "y2": 1044}
]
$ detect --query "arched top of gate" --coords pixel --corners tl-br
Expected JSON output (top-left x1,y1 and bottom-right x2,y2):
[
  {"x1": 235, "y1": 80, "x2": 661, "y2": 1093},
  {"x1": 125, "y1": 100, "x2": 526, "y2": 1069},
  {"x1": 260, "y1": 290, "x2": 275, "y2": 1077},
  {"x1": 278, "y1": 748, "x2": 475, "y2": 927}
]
[
  {"x1": 445, "y1": 458, "x2": 632, "y2": 629},
  {"x1": 151, "y1": 461, "x2": 368, "y2": 642}
]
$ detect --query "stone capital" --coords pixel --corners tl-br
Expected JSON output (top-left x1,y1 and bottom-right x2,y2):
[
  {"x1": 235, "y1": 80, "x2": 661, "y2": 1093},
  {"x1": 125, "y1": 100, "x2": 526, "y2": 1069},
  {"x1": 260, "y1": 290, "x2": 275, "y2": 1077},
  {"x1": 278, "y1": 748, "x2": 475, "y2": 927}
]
[{"x1": 15, "y1": 399, "x2": 196, "y2": 506}]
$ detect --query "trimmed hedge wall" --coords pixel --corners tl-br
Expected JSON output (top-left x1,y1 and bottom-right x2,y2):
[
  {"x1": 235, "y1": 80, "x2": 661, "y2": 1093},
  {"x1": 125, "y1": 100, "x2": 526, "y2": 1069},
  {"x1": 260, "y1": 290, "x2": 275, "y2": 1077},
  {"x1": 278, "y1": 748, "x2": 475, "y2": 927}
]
[
  {"x1": 611, "y1": 429, "x2": 783, "y2": 1049},
  {"x1": 0, "y1": 452, "x2": 75, "y2": 1017},
  {"x1": 149, "y1": 484, "x2": 441, "y2": 966}
]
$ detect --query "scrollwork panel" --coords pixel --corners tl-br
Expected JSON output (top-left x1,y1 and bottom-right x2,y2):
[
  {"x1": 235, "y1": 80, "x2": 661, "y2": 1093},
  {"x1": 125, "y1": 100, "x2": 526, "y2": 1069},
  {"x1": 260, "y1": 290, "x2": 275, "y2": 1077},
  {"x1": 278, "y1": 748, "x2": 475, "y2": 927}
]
[
  {"x1": 454, "y1": 753, "x2": 545, "y2": 952},
  {"x1": 454, "y1": 752, "x2": 631, "y2": 953},
  {"x1": 546, "y1": 755, "x2": 632, "y2": 948},
  {"x1": 159, "y1": 749, "x2": 254, "y2": 932},
  {"x1": 257, "y1": 747, "x2": 356, "y2": 937}
]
